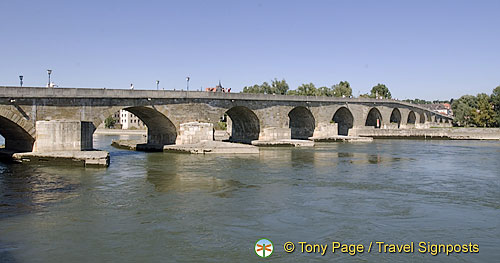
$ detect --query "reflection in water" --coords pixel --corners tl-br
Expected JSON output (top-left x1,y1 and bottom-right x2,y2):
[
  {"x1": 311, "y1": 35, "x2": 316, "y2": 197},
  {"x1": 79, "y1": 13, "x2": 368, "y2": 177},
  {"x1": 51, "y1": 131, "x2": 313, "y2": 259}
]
[
  {"x1": 258, "y1": 145, "x2": 414, "y2": 170},
  {"x1": 145, "y1": 153, "x2": 259, "y2": 198},
  {"x1": 338, "y1": 152, "x2": 354, "y2": 158},
  {"x1": 345, "y1": 153, "x2": 414, "y2": 165},
  {"x1": 0, "y1": 136, "x2": 499, "y2": 262},
  {"x1": 0, "y1": 165, "x2": 86, "y2": 219}
]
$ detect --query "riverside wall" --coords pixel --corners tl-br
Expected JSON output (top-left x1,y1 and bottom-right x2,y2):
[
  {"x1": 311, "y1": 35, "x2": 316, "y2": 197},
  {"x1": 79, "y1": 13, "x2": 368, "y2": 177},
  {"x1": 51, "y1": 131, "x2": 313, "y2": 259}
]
[{"x1": 352, "y1": 127, "x2": 500, "y2": 140}]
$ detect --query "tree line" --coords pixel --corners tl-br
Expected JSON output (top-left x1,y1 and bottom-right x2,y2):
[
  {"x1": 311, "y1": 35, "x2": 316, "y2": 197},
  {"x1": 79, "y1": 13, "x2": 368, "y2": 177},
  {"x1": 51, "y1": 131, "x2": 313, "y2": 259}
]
[
  {"x1": 242, "y1": 79, "x2": 392, "y2": 99},
  {"x1": 451, "y1": 86, "x2": 500, "y2": 127}
]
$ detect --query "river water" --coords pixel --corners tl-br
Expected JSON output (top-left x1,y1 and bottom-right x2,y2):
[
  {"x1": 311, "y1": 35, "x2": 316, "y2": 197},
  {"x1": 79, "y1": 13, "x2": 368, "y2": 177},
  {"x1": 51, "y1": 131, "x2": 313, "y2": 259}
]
[{"x1": 0, "y1": 135, "x2": 499, "y2": 262}]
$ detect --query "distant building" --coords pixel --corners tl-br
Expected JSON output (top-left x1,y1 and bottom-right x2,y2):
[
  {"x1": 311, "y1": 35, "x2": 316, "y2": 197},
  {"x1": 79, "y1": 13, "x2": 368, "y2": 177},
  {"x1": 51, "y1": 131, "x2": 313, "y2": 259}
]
[
  {"x1": 119, "y1": 109, "x2": 146, "y2": 129},
  {"x1": 111, "y1": 111, "x2": 121, "y2": 128},
  {"x1": 113, "y1": 111, "x2": 120, "y2": 120},
  {"x1": 205, "y1": 81, "x2": 231, "y2": 93},
  {"x1": 421, "y1": 103, "x2": 453, "y2": 116}
]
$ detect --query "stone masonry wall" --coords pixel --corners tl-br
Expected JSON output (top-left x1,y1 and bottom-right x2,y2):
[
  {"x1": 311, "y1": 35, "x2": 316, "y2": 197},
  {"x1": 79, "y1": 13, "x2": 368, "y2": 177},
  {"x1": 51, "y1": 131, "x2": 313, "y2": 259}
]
[
  {"x1": 175, "y1": 122, "x2": 214, "y2": 145},
  {"x1": 312, "y1": 123, "x2": 338, "y2": 138},
  {"x1": 34, "y1": 120, "x2": 94, "y2": 152}
]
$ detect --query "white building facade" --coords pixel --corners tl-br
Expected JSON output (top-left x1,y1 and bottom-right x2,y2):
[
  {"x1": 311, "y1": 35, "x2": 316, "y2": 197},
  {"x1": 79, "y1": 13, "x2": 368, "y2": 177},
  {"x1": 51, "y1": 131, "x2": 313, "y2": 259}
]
[{"x1": 119, "y1": 110, "x2": 146, "y2": 129}]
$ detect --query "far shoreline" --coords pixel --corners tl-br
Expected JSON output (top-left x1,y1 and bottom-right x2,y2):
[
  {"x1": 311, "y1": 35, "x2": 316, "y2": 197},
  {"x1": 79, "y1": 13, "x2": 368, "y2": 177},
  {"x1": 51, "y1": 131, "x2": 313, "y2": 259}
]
[{"x1": 94, "y1": 128, "x2": 147, "y2": 135}]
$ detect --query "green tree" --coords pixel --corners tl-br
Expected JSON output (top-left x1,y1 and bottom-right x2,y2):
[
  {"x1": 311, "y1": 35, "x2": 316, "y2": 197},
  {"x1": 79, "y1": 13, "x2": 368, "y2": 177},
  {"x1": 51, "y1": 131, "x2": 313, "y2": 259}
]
[
  {"x1": 295, "y1": 83, "x2": 317, "y2": 96},
  {"x1": 451, "y1": 95, "x2": 478, "y2": 126},
  {"x1": 491, "y1": 85, "x2": 500, "y2": 124},
  {"x1": 370, "y1": 83, "x2": 392, "y2": 99},
  {"x1": 471, "y1": 93, "x2": 497, "y2": 127},
  {"x1": 331, "y1": 81, "x2": 352, "y2": 97},
  {"x1": 316, "y1": 86, "x2": 332, "y2": 97},
  {"x1": 491, "y1": 86, "x2": 500, "y2": 107},
  {"x1": 104, "y1": 116, "x2": 116, "y2": 129},
  {"x1": 243, "y1": 79, "x2": 289, "y2": 95},
  {"x1": 271, "y1": 78, "x2": 289, "y2": 95},
  {"x1": 242, "y1": 84, "x2": 262, "y2": 94},
  {"x1": 260, "y1": 82, "x2": 272, "y2": 94}
]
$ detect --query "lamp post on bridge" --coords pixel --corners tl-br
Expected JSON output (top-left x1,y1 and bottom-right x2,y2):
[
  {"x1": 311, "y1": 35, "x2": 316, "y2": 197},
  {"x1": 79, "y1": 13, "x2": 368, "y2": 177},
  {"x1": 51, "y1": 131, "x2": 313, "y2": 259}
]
[
  {"x1": 186, "y1": 76, "x2": 190, "y2": 92},
  {"x1": 156, "y1": 80, "x2": 160, "y2": 90},
  {"x1": 19, "y1": 75, "x2": 23, "y2": 87},
  {"x1": 47, "y1": 69, "x2": 52, "y2": 88}
]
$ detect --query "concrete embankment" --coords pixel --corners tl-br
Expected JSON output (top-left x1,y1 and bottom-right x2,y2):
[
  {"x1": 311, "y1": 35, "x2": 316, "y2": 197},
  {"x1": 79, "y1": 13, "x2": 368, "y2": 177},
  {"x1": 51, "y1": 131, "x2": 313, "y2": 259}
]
[
  {"x1": 310, "y1": 136, "x2": 373, "y2": 142},
  {"x1": 0, "y1": 150, "x2": 109, "y2": 167},
  {"x1": 111, "y1": 139, "x2": 163, "y2": 151},
  {"x1": 112, "y1": 139, "x2": 259, "y2": 154},
  {"x1": 164, "y1": 141, "x2": 259, "y2": 154},
  {"x1": 352, "y1": 127, "x2": 500, "y2": 140},
  {"x1": 251, "y1": 139, "x2": 315, "y2": 147}
]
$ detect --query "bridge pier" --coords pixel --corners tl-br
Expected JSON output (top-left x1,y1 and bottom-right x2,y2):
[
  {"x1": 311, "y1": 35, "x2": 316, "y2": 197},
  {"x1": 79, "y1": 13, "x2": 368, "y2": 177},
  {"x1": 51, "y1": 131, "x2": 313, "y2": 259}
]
[
  {"x1": 6, "y1": 120, "x2": 110, "y2": 167},
  {"x1": 34, "y1": 120, "x2": 95, "y2": 152},
  {"x1": 253, "y1": 123, "x2": 341, "y2": 143},
  {"x1": 259, "y1": 127, "x2": 291, "y2": 141},
  {"x1": 312, "y1": 123, "x2": 338, "y2": 137},
  {"x1": 257, "y1": 124, "x2": 340, "y2": 141},
  {"x1": 175, "y1": 122, "x2": 214, "y2": 145}
]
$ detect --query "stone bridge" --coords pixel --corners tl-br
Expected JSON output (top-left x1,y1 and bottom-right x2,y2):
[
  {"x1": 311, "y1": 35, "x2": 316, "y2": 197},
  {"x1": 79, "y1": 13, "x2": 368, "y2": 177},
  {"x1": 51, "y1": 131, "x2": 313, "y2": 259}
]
[{"x1": 0, "y1": 86, "x2": 452, "y2": 152}]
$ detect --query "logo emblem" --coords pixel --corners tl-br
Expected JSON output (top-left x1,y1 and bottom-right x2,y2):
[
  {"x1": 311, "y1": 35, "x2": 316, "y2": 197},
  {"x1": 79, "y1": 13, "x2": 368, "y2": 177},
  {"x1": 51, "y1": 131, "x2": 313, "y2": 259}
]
[{"x1": 255, "y1": 238, "x2": 273, "y2": 258}]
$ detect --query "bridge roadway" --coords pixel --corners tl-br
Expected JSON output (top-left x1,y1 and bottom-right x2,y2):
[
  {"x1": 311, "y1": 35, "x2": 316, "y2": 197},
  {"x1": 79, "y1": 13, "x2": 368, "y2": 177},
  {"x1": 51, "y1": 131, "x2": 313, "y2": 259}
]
[{"x1": 0, "y1": 86, "x2": 452, "y2": 152}]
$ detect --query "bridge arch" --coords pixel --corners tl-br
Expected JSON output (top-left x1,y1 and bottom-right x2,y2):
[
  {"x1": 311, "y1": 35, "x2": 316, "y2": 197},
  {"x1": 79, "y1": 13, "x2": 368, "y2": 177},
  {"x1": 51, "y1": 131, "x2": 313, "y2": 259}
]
[
  {"x1": 419, "y1": 112, "x2": 426, "y2": 123},
  {"x1": 365, "y1": 107, "x2": 382, "y2": 128},
  {"x1": 226, "y1": 106, "x2": 260, "y2": 143},
  {"x1": 407, "y1": 111, "x2": 416, "y2": 124},
  {"x1": 288, "y1": 106, "x2": 315, "y2": 139},
  {"x1": 0, "y1": 109, "x2": 35, "y2": 152},
  {"x1": 426, "y1": 113, "x2": 432, "y2": 122},
  {"x1": 390, "y1": 108, "x2": 401, "y2": 128},
  {"x1": 333, "y1": 107, "x2": 354, "y2": 136},
  {"x1": 123, "y1": 106, "x2": 177, "y2": 145}
]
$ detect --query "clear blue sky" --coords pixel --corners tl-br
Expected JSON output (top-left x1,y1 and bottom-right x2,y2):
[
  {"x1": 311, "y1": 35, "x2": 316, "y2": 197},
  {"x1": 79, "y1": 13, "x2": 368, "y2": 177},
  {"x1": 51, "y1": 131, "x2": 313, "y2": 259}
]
[{"x1": 1, "y1": 0, "x2": 499, "y2": 100}]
